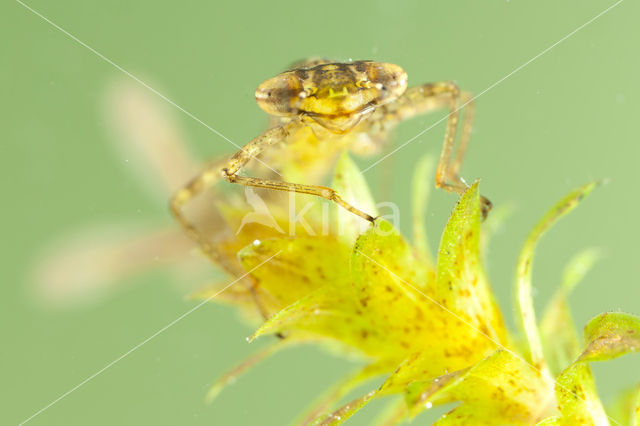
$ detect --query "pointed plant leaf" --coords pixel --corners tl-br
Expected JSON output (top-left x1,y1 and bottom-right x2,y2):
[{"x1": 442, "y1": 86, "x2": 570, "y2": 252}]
[
  {"x1": 350, "y1": 219, "x2": 435, "y2": 359},
  {"x1": 409, "y1": 350, "x2": 555, "y2": 424},
  {"x1": 206, "y1": 340, "x2": 290, "y2": 403},
  {"x1": 352, "y1": 218, "x2": 429, "y2": 296},
  {"x1": 313, "y1": 390, "x2": 377, "y2": 426},
  {"x1": 543, "y1": 311, "x2": 638, "y2": 426},
  {"x1": 553, "y1": 361, "x2": 609, "y2": 425},
  {"x1": 516, "y1": 182, "x2": 598, "y2": 368},
  {"x1": 247, "y1": 282, "x2": 391, "y2": 359},
  {"x1": 579, "y1": 312, "x2": 640, "y2": 362},
  {"x1": 248, "y1": 284, "x2": 362, "y2": 345},
  {"x1": 541, "y1": 248, "x2": 601, "y2": 375},
  {"x1": 358, "y1": 190, "x2": 512, "y2": 396},
  {"x1": 295, "y1": 363, "x2": 391, "y2": 426},
  {"x1": 331, "y1": 151, "x2": 379, "y2": 242},
  {"x1": 435, "y1": 182, "x2": 507, "y2": 344},
  {"x1": 351, "y1": 218, "x2": 499, "y2": 388},
  {"x1": 404, "y1": 369, "x2": 465, "y2": 418},
  {"x1": 238, "y1": 235, "x2": 350, "y2": 311},
  {"x1": 377, "y1": 349, "x2": 480, "y2": 400}
]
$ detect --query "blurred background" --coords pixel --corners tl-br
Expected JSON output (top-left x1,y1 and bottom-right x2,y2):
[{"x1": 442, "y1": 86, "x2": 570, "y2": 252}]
[{"x1": 3, "y1": 0, "x2": 639, "y2": 424}]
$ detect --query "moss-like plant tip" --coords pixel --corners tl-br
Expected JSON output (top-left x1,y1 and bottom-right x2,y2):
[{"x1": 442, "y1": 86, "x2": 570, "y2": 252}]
[
  {"x1": 189, "y1": 155, "x2": 637, "y2": 425},
  {"x1": 579, "y1": 312, "x2": 640, "y2": 362}
]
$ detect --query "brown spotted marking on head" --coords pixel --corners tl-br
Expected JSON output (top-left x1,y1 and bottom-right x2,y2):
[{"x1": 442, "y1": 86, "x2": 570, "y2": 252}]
[{"x1": 255, "y1": 60, "x2": 408, "y2": 133}]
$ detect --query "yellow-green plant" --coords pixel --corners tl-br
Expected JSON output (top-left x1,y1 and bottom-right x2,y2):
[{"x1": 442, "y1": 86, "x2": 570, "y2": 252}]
[{"x1": 192, "y1": 154, "x2": 638, "y2": 425}]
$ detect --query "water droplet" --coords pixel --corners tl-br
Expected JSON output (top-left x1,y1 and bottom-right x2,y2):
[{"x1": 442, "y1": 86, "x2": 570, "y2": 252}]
[
  {"x1": 425, "y1": 401, "x2": 433, "y2": 409},
  {"x1": 253, "y1": 239, "x2": 261, "y2": 246}
]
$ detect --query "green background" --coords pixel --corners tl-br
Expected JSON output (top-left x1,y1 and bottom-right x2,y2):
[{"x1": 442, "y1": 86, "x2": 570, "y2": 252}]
[{"x1": 3, "y1": 0, "x2": 639, "y2": 424}]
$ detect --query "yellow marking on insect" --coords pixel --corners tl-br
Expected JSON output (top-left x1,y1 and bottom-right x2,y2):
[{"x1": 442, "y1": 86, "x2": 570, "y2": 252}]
[{"x1": 328, "y1": 87, "x2": 349, "y2": 98}]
